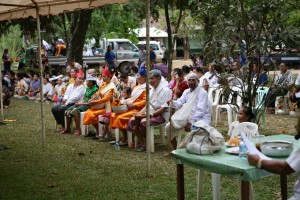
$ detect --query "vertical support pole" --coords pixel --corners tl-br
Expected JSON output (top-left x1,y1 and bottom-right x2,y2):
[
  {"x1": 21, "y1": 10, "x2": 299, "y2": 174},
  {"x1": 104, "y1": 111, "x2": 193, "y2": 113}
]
[
  {"x1": 0, "y1": 59, "x2": 3, "y2": 122},
  {"x1": 241, "y1": 181, "x2": 250, "y2": 200},
  {"x1": 145, "y1": 0, "x2": 151, "y2": 176},
  {"x1": 177, "y1": 164, "x2": 185, "y2": 200},
  {"x1": 280, "y1": 174, "x2": 287, "y2": 200},
  {"x1": 36, "y1": 7, "x2": 45, "y2": 147}
]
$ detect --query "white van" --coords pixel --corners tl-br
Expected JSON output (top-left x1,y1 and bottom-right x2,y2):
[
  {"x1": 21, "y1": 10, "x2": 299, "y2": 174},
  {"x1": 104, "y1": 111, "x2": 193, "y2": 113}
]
[{"x1": 138, "y1": 41, "x2": 165, "y2": 63}]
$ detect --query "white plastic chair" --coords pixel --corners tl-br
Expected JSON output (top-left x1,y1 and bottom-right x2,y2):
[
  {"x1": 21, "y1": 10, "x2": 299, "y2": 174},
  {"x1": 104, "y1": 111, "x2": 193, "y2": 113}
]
[
  {"x1": 205, "y1": 122, "x2": 258, "y2": 200},
  {"x1": 230, "y1": 122, "x2": 259, "y2": 139},
  {"x1": 80, "y1": 112, "x2": 88, "y2": 136},
  {"x1": 211, "y1": 88, "x2": 223, "y2": 125},
  {"x1": 150, "y1": 123, "x2": 166, "y2": 153},
  {"x1": 215, "y1": 87, "x2": 242, "y2": 127},
  {"x1": 114, "y1": 128, "x2": 134, "y2": 148}
]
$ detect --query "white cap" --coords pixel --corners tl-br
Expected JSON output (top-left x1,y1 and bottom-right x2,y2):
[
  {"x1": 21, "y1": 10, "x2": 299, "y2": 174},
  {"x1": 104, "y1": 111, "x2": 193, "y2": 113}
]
[{"x1": 86, "y1": 76, "x2": 97, "y2": 81}]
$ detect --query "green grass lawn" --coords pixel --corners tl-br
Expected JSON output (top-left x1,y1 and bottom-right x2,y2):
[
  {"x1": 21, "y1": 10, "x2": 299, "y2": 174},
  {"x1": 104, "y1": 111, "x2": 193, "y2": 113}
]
[{"x1": 0, "y1": 98, "x2": 298, "y2": 200}]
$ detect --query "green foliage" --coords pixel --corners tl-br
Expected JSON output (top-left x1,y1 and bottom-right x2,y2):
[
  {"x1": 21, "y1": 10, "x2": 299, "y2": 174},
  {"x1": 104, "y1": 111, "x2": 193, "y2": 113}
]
[{"x1": 0, "y1": 25, "x2": 24, "y2": 59}]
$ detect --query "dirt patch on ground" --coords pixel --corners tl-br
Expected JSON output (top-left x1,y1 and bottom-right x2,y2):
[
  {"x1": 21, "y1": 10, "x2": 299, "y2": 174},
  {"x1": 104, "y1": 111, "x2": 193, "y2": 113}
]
[
  {"x1": 216, "y1": 112, "x2": 298, "y2": 136},
  {"x1": 172, "y1": 59, "x2": 192, "y2": 68}
]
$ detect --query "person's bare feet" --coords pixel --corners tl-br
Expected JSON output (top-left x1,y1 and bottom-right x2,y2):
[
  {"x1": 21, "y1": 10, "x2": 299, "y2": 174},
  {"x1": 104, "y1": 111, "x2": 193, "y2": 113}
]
[
  {"x1": 73, "y1": 130, "x2": 81, "y2": 136},
  {"x1": 61, "y1": 129, "x2": 71, "y2": 134}
]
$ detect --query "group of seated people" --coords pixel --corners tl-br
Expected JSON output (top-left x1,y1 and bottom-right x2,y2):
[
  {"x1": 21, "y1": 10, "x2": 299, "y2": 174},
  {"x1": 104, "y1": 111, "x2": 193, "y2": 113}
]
[{"x1": 46, "y1": 57, "x2": 264, "y2": 153}]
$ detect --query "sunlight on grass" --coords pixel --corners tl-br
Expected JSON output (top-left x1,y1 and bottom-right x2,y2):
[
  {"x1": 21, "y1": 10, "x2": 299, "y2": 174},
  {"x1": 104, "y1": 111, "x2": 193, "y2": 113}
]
[{"x1": 0, "y1": 98, "x2": 297, "y2": 199}]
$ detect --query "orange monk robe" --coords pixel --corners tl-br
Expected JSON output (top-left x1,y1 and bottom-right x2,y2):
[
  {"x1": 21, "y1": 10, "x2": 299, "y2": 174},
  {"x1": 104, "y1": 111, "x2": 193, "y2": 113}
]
[
  {"x1": 83, "y1": 83, "x2": 114, "y2": 125},
  {"x1": 110, "y1": 90, "x2": 146, "y2": 130}
]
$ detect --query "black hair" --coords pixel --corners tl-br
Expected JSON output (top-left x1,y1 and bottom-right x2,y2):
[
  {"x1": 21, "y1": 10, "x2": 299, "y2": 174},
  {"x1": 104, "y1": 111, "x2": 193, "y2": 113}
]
[
  {"x1": 182, "y1": 65, "x2": 191, "y2": 74},
  {"x1": 123, "y1": 87, "x2": 132, "y2": 96},
  {"x1": 120, "y1": 73, "x2": 128, "y2": 79},
  {"x1": 131, "y1": 66, "x2": 139, "y2": 73},
  {"x1": 2, "y1": 79, "x2": 8, "y2": 87},
  {"x1": 173, "y1": 68, "x2": 183, "y2": 77},
  {"x1": 194, "y1": 67, "x2": 204, "y2": 74},
  {"x1": 16, "y1": 72, "x2": 24, "y2": 79},
  {"x1": 241, "y1": 106, "x2": 255, "y2": 122}
]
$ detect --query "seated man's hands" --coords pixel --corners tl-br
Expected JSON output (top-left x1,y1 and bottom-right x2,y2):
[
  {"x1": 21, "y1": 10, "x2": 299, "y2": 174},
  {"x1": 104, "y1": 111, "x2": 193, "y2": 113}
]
[
  {"x1": 184, "y1": 122, "x2": 191, "y2": 132},
  {"x1": 127, "y1": 103, "x2": 135, "y2": 109}
]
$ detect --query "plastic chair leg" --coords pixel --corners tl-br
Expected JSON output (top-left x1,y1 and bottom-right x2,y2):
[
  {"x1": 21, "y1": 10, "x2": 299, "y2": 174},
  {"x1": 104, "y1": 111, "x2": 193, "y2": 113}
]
[
  {"x1": 226, "y1": 107, "x2": 233, "y2": 127},
  {"x1": 159, "y1": 124, "x2": 166, "y2": 145},
  {"x1": 80, "y1": 112, "x2": 86, "y2": 136},
  {"x1": 215, "y1": 107, "x2": 220, "y2": 127},
  {"x1": 197, "y1": 170, "x2": 204, "y2": 200},
  {"x1": 115, "y1": 128, "x2": 120, "y2": 142},
  {"x1": 150, "y1": 126, "x2": 155, "y2": 153},
  {"x1": 212, "y1": 173, "x2": 221, "y2": 200}
]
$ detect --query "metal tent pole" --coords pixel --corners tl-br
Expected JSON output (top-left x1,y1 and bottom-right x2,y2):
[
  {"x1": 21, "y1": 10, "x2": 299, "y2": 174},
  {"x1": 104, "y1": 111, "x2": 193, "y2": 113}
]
[
  {"x1": 146, "y1": 0, "x2": 151, "y2": 176},
  {"x1": 36, "y1": 6, "x2": 46, "y2": 147}
]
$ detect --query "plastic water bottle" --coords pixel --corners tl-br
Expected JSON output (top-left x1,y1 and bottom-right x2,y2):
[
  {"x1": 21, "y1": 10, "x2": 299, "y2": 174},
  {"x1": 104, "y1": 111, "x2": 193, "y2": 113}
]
[
  {"x1": 115, "y1": 141, "x2": 121, "y2": 151},
  {"x1": 239, "y1": 141, "x2": 247, "y2": 159}
]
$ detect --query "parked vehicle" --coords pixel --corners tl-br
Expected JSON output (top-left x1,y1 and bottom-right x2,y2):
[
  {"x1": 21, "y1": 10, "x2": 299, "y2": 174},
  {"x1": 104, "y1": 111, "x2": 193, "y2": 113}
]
[
  {"x1": 137, "y1": 41, "x2": 165, "y2": 63},
  {"x1": 261, "y1": 53, "x2": 300, "y2": 68},
  {"x1": 46, "y1": 39, "x2": 139, "y2": 73}
]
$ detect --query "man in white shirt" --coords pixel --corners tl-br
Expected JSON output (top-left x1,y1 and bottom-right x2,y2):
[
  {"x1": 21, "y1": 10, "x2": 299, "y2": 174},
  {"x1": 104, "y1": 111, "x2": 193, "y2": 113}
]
[
  {"x1": 266, "y1": 63, "x2": 294, "y2": 110},
  {"x1": 138, "y1": 45, "x2": 146, "y2": 67},
  {"x1": 51, "y1": 77, "x2": 85, "y2": 132},
  {"x1": 43, "y1": 78, "x2": 54, "y2": 98},
  {"x1": 248, "y1": 147, "x2": 300, "y2": 200},
  {"x1": 166, "y1": 72, "x2": 212, "y2": 149},
  {"x1": 127, "y1": 69, "x2": 172, "y2": 152},
  {"x1": 203, "y1": 63, "x2": 220, "y2": 86},
  {"x1": 274, "y1": 63, "x2": 294, "y2": 86}
]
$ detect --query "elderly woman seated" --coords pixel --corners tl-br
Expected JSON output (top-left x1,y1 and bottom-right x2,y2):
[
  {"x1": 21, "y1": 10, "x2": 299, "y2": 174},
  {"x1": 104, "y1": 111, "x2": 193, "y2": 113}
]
[
  {"x1": 64, "y1": 76, "x2": 99, "y2": 135},
  {"x1": 15, "y1": 72, "x2": 29, "y2": 97},
  {"x1": 83, "y1": 68, "x2": 116, "y2": 140},
  {"x1": 52, "y1": 76, "x2": 85, "y2": 132},
  {"x1": 127, "y1": 69, "x2": 172, "y2": 152}
]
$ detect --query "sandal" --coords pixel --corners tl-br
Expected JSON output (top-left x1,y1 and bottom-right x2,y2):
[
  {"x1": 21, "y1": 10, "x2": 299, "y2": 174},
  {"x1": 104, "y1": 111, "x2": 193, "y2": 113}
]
[
  {"x1": 61, "y1": 129, "x2": 71, "y2": 134},
  {"x1": 73, "y1": 130, "x2": 81, "y2": 136},
  {"x1": 119, "y1": 141, "x2": 128, "y2": 146}
]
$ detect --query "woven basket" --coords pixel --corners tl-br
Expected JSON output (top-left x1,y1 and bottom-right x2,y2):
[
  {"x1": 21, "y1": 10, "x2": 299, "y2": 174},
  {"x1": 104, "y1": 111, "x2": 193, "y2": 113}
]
[{"x1": 112, "y1": 105, "x2": 128, "y2": 114}]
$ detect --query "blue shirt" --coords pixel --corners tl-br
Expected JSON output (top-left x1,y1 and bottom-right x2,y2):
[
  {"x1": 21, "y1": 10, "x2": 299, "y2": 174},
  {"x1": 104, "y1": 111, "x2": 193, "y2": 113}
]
[{"x1": 105, "y1": 51, "x2": 115, "y2": 64}]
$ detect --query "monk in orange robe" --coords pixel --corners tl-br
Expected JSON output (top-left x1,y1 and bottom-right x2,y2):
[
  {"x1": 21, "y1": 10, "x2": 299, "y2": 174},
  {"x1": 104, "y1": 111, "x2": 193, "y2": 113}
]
[
  {"x1": 83, "y1": 69, "x2": 116, "y2": 136},
  {"x1": 109, "y1": 66, "x2": 147, "y2": 145}
]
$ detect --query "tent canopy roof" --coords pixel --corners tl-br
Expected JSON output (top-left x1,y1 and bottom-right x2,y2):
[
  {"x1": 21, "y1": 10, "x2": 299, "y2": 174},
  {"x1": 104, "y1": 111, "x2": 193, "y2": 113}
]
[
  {"x1": 0, "y1": 0, "x2": 127, "y2": 21},
  {"x1": 134, "y1": 27, "x2": 168, "y2": 38}
]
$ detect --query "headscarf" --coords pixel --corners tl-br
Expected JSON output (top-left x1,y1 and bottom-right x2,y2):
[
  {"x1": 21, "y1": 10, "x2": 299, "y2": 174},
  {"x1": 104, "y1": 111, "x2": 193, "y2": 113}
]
[
  {"x1": 138, "y1": 66, "x2": 146, "y2": 77},
  {"x1": 102, "y1": 69, "x2": 113, "y2": 78}
]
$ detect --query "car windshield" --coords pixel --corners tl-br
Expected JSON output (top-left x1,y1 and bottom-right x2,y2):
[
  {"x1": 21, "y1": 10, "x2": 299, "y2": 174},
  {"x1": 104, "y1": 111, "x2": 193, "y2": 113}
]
[{"x1": 150, "y1": 44, "x2": 159, "y2": 51}]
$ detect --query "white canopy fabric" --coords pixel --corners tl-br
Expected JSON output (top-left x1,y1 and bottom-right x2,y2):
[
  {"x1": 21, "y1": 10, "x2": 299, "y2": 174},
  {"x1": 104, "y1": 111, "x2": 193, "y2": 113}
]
[
  {"x1": 134, "y1": 27, "x2": 168, "y2": 38},
  {"x1": 0, "y1": 0, "x2": 127, "y2": 21}
]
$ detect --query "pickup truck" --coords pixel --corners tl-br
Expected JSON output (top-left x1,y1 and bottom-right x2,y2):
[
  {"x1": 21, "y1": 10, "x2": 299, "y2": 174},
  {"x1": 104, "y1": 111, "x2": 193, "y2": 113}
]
[
  {"x1": 261, "y1": 53, "x2": 300, "y2": 68},
  {"x1": 26, "y1": 39, "x2": 140, "y2": 73}
]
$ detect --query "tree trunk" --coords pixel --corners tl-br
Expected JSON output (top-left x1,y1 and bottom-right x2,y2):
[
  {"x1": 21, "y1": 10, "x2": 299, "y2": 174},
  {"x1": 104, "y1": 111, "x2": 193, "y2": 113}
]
[
  {"x1": 184, "y1": 37, "x2": 189, "y2": 60},
  {"x1": 164, "y1": 0, "x2": 173, "y2": 81},
  {"x1": 61, "y1": 13, "x2": 69, "y2": 48},
  {"x1": 203, "y1": 15, "x2": 214, "y2": 63},
  {"x1": 68, "y1": 10, "x2": 93, "y2": 64},
  {"x1": 95, "y1": 38, "x2": 100, "y2": 48}
]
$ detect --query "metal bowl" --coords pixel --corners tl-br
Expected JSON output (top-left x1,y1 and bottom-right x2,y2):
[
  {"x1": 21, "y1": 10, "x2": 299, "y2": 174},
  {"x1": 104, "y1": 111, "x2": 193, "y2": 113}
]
[{"x1": 261, "y1": 140, "x2": 293, "y2": 157}]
